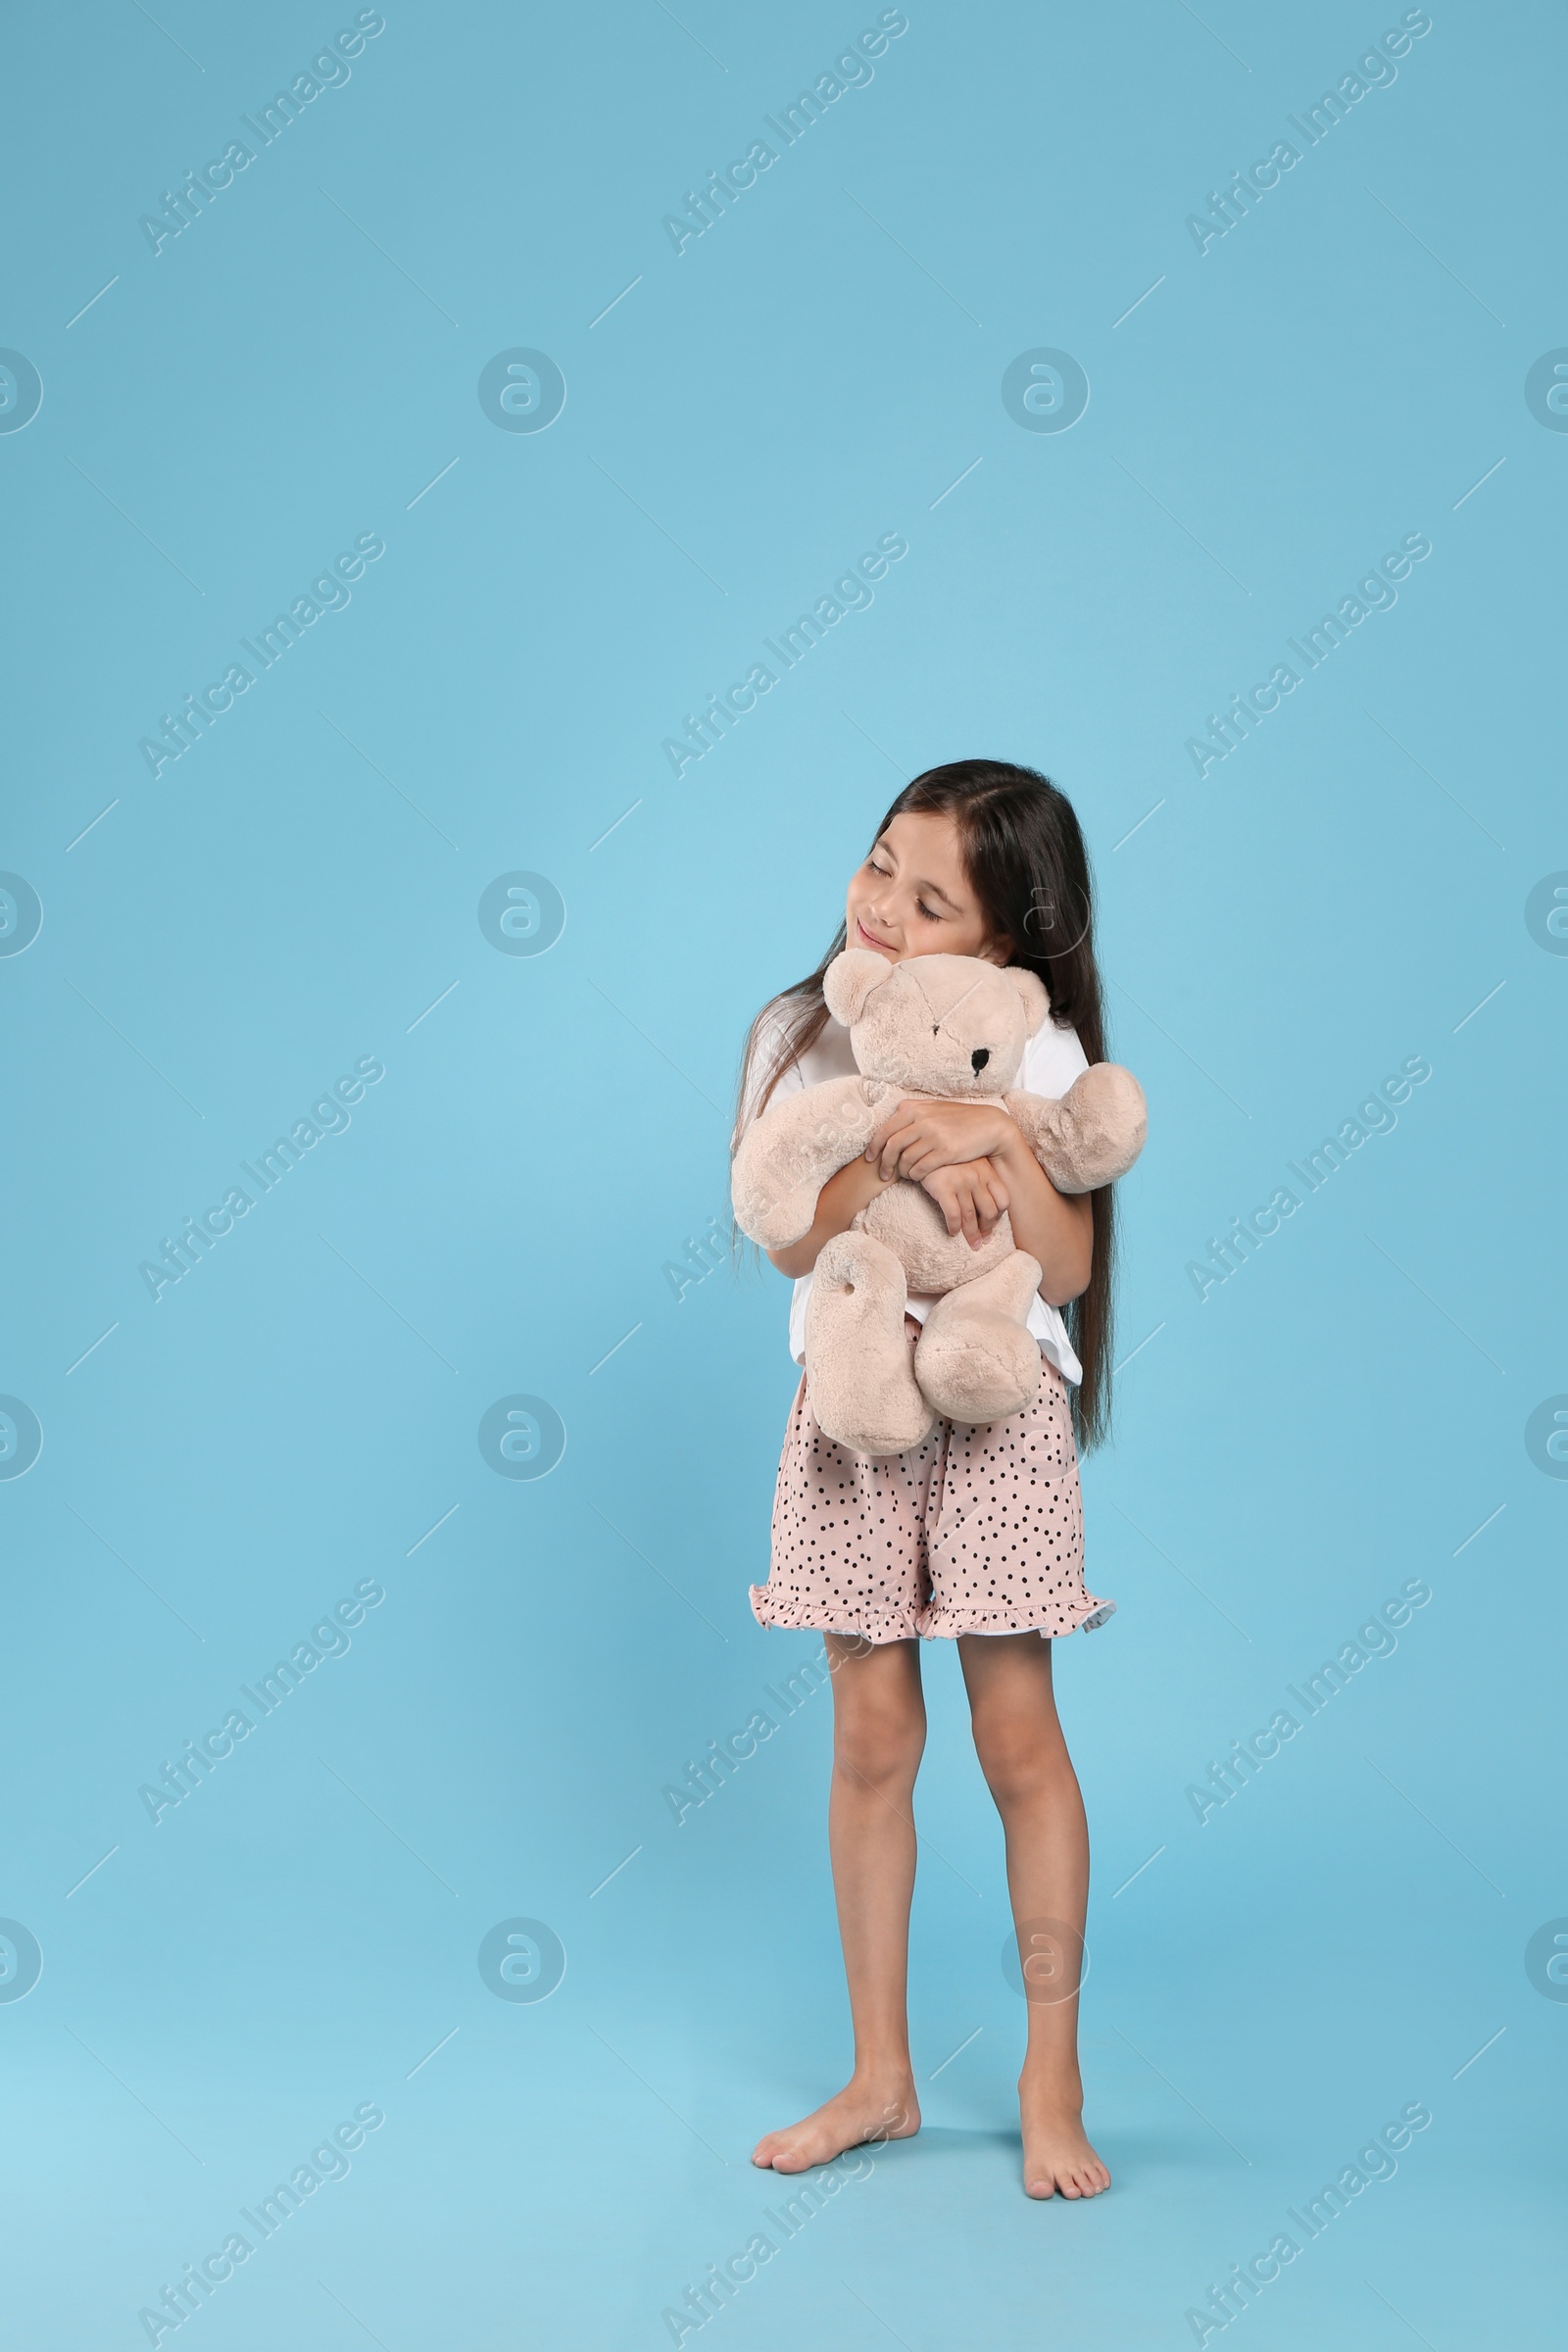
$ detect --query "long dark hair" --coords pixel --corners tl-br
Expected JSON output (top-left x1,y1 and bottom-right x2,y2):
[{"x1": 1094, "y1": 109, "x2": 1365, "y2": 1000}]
[{"x1": 733, "y1": 759, "x2": 1120, "y2": 1450}]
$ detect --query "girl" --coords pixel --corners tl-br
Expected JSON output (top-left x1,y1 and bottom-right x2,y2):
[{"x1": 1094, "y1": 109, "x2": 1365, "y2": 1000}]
[{"x1": 732, "y1": 760, "x2": 1121, "y2": 2201}]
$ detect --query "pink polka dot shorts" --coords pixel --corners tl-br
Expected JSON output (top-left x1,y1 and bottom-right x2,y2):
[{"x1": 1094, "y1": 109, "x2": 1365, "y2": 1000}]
[{"x1": 751, "y1": 1360, "x2": 1116, "y2": 1645}]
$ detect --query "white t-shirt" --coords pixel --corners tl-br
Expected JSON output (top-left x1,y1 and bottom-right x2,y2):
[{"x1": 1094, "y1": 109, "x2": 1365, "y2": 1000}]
[{"x1": 740, "y1": 1000, "x2": 1089, "y2": 1385}]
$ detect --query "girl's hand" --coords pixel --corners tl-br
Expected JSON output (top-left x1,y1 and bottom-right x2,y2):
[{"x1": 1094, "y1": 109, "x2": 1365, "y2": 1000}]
[
  {"x1": 866, "y1": 1098, "x2": 1016, "y2": 1184},
  {"x1": 920, "y1": 1157, "x2": 1010, "y2": 1249}
]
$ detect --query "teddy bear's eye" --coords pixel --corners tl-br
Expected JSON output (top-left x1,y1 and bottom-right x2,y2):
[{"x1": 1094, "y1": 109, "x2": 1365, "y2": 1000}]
[{"x1": 971, "y1": 1048, "x2": 990, "y2": 1072}]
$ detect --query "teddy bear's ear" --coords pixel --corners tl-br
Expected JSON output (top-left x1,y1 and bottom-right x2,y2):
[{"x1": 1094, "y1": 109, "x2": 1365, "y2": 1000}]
[
  {"x1": 1003, "y1": 963, "x2": 1050, "y2": 1033},
  {"x1": 824, "y1": 949, "x2": 896, "y2": 1027}
]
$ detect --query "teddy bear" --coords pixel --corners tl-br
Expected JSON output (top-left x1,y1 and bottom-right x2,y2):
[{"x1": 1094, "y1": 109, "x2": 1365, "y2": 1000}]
[{"x1": 731, "y1": 950, "x2": 1147, "y2": 1456}]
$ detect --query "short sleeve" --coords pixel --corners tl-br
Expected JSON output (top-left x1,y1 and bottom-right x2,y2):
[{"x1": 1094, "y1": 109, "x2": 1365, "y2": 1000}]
[{"x1": 1020, "y1": 1015, "x2": 1089, "y2": 1098}]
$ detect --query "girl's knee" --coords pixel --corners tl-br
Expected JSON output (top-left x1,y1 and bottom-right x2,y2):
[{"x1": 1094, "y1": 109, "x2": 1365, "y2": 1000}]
[
  {"x1": 833, "y1": 1690, "x2": 926, "y2": 1789},
  {"x1": 971, "y1": 1714, "x2": 1073, "y2": 1807}
]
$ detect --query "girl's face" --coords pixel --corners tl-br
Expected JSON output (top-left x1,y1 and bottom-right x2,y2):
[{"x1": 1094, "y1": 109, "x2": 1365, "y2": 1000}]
[{"x1": 845, "y1": 810, "x2": 1010, "y2": 965}]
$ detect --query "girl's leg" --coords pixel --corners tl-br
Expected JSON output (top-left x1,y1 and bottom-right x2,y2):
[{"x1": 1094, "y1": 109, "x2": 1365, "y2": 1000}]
[
  {"x1": 752, "y1": 1632, "x2": 926, "y2": 2172},
  {"x1": 958, "y1": 1632, "x2": 1110, "y2": 2199}
]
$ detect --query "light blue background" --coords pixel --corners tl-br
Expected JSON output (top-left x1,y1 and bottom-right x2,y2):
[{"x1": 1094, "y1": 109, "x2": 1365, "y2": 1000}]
[{"x1": 2, "y1": 2, "x2": 1563, "y2": 2344}]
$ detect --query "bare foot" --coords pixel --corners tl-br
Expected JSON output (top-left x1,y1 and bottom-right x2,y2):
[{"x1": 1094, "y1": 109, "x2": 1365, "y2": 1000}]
[
  {"x1": 1019, "y1": 2074, "x2": 1110, "y2": 2199},
  {"x1": 752, "y1": 2075, "x2": 919, "y2": 2174}
]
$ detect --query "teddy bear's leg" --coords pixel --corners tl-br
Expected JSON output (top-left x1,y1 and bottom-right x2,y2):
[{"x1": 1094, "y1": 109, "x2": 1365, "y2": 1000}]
[
  {"x1": 913, "y1": 1251, "x2": 1045, "y2": 1428},
  {"x1": 806, "y1": 1232, "x2": 937, "y2": 1457}
]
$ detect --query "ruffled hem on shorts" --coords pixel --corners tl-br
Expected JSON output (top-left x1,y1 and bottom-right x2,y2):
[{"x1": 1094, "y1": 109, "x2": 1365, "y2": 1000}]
[
  {"x1": 748, "y1": 1585, "x2": 920, "y2": 1644},
  {"x1": 919, "y1": 1593, "x2": 1117, "y2": 1640},
  {"x1": 749, "y1": 1583, "x2": 1116, "y2": 1644}
]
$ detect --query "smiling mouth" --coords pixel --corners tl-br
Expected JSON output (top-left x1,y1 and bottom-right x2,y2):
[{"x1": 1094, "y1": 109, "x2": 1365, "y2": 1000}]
[{"x1": 857, "y1": 918, "x2": 896, "y2": 954}]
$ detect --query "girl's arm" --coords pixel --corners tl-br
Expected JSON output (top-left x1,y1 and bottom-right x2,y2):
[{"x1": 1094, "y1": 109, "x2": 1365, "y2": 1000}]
[
  {"x1": 985, "y1": 1130, "x2": 1092, "y2": 1306},
  {"x1": 767, "y1": 1153, "x2": 1015, "y2": 1277},
  {"x1": 868, "y1": 1102, "x2": 1093, "y2": 1306},
  {"x1": 764, "y1": 1154, "x2": 896, "y2": 1279}
]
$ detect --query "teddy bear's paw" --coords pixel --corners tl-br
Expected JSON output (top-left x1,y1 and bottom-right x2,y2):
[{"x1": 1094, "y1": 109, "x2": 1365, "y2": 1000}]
[
  {"x1": 1016, "y1": 1065, "x2": 1148, "y2": 1195},
  {"x1": 806, "y1": 1233, "x2": 936, "y2": 1457},
  {"x1": 915, "y1": 1320, "x2": 1042, "y2": 1428},
  {"x1": 913, "y1": 1252, "x2": 1045, "y2": 1427}
]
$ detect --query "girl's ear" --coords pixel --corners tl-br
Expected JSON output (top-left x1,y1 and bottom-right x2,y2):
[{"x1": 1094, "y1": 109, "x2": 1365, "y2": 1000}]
[
  {"x1": 1004, "y1": 964, "x2": 1050, "y2": 1033},
  {"x1": 824, "y1": 948, "x2": 897, "y2": 1026}
]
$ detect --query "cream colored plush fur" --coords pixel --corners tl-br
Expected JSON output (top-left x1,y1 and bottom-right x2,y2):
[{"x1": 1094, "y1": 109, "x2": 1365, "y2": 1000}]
[{"x1": 732, "y1": 951, "x2": 1147, "y2": 1455}]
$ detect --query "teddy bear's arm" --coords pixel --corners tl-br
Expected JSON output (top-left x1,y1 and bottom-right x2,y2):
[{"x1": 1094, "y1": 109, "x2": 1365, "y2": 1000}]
[
  {"x1": 1004, "y1": 1065, "x2": 1148, "y2": 1195},
  {"x1": 731, "y1": 1076, "x2": 883, "y2": 1249}
]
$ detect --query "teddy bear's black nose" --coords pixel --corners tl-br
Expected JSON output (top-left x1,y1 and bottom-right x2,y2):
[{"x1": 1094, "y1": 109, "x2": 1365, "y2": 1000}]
[{"x1": 971, "y1": 1048, "x2": 990, "y2": 1072}]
